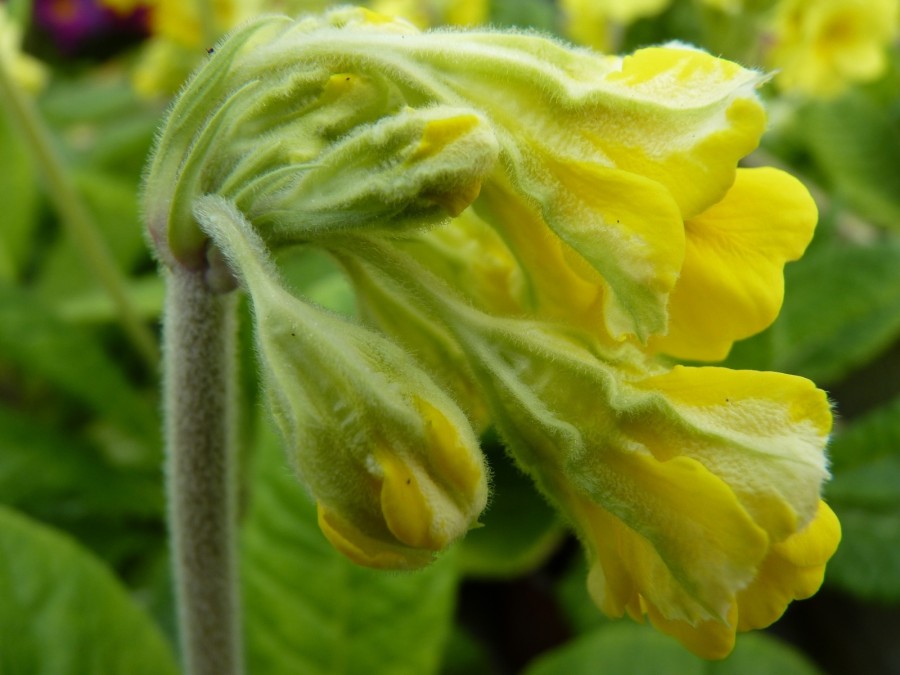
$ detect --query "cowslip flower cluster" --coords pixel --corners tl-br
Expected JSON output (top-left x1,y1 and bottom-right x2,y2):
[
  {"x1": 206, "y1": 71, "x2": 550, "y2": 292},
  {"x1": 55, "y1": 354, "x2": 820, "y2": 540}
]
[{"x1": 143, "y1": 7, "x2": 840, "y2": 658}]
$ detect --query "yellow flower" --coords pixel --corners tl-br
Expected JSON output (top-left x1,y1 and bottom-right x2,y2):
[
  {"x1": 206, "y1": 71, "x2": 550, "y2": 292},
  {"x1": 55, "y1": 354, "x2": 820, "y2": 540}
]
[
  {"x1": 648, "y1": 167, "x2": 817, "y2": 360},
  {"x1": 0, "y1": 5, "x2": 47, "y2": 93},
  {"x1": 145, "y1": 9, "x2": 839, "y2": 658},
  {"x1": 767, "y1": 0, "x2": 900, "y2": 96},
  {"x1": 340, "y1": 241, "x2": 837, "y2": 659},
  {"x1": 368, "y1": 0, "x2": 488, "y2": 27},
  {"x1": 560, "y1": 0, "x2": 673, "y2": 50},
  {"x1": 699, "y1": 0, "x2": 744, "y2": 12}
]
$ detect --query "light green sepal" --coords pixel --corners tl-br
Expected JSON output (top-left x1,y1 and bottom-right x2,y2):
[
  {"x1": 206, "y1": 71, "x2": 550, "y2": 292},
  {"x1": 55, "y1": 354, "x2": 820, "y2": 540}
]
[
  {"x1": 193, "y1": 195, "x2": 489, "y2": 569},
  {"x1": 244, "y1": 106, "x2": 499, "y2": 241}
]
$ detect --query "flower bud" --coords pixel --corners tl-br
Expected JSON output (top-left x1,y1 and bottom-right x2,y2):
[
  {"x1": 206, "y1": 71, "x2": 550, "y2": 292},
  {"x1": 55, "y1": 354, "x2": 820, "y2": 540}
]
[
  {"x1": 194, "y1": 196, "x2": 488, "y2": 569},
  {"x1": 241, "y1": 106, "x2": 499, "y2": 240}
]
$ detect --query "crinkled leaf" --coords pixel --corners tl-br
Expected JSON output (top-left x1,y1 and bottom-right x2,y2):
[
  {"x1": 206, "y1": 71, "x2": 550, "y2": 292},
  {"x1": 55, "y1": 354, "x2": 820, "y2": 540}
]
[
  {"x1": 524, "y1": 622, "x2": 822, "y2": 675},
  {"x1": 458, "y1": 436, "x2": 564, "y2": 578},
  {"x1": 36, "y1": 169, "x2": 148, "y2": 303},
  {"x1": 0, "y1": 284, "x2": 159, "y2": 443},
  {"x1": 802, "y1": 91, "x2": 900, "y2": 231},
  {"x1": 242, "y1": 417, "x2": 460, "y2": 675},
  {"x1": 824, "y1": 396, "x2": 900, "y2": 601},
  {"x1": 0, "y1": 405, "x2": 163, "y2": 519},
  {"x1": 0, "y1": 506, "x2": 178, "y2": 675},
  {"x1": 725, "y1": 231, "x2": 900, "y2": 385}
]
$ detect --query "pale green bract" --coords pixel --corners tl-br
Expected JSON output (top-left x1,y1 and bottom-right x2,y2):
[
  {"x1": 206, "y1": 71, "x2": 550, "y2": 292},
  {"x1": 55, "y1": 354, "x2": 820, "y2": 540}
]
[{"x1": 143, "y1": 6, "x2": 839, "y2": 660}]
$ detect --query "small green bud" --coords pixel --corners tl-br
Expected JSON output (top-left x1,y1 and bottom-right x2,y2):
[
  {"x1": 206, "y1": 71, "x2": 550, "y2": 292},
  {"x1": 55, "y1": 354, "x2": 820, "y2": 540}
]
[
  {"x1": 194, "y1": 196, "x2": 488, "y2": 569},
  {"x1": 241, "y1": 106, "x2": 499, "y2": 241},
  {"x1": 142, "y1": 11, "x2": 499, "y2": 271}
]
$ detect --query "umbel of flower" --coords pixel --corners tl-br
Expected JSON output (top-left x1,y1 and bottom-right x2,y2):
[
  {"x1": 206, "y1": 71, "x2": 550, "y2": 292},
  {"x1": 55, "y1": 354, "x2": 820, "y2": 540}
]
[
  {"x1": 143, "y1": 7, "x2": 840, "y2": 659},
  {"x1": 334, "y1": 239, "x2": 838, "y2": 658}
]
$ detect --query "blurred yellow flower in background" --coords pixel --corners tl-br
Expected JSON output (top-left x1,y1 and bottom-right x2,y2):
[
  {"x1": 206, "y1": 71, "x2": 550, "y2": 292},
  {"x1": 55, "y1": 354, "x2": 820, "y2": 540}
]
[
  {"x1": 766, "y1": 0, "x2": 899, "y2": 96},
  {"x1": 369, "y1": 0, "x2": 487, "y2": 27},
  {"x1": 0, "y1": 5, "x2": 47, "y2": 92},
  {"x1": 560, "y1": 0, "x2": 672, "y2": 50}
]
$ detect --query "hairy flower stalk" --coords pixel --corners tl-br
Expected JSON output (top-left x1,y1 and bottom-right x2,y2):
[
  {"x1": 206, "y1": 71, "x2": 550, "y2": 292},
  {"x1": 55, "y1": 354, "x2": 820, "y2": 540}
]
[{"x1": 144, "y1": 7, "x2": 840, "y2": 664}]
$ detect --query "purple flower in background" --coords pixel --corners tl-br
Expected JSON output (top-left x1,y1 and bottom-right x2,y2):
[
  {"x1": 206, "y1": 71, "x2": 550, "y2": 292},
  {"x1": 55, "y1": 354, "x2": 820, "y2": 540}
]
[{"x1": 33, "y1": 0, "x2": 148, "y2": 57}]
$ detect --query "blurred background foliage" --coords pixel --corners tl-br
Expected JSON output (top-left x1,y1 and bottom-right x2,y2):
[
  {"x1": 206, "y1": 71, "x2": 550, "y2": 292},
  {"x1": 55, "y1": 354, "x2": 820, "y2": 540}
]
[{"x1": 1, "y1": 0, "x2": 899, "y2": 673}]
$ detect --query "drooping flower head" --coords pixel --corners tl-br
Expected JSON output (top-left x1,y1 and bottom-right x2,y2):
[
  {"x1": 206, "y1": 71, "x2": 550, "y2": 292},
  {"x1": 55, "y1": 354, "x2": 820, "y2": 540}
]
[{"x1": 143, "y1": 7, "x2": 840, "y2": 659}]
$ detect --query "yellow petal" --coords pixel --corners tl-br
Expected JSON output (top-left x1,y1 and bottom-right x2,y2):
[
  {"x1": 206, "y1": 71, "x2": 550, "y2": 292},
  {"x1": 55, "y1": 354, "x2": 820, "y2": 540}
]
[
  {"x1": 540, "y1": 157, "x2": 685, "y2": 340},
  {"x1": 593, "y1": 46, "x2": 767, "y2": 218},
  {"x1": 375, "y1": 449, "x2": 438, "y2": 550},
  {"x1": 631, "y1": 365, "x2": 832, "y2": 540},
  {"x1": 644, "y1": 602, "x2": 738, "y2": 660},
  {"x1": 650, "y1": 168, "x2": 818, "y2": 361},
  {"x1": 317, "y1": 503, "x2": 434, "y2": 570},
  {"x1": 475, "y1": 180, "x2": 607, "y2": 328},
  {"x1": 737, "y1": 500, "x2": 841, "y2": 631},
  {"x1": 417, "y1": 398, "x2": 486, "y2": 509},
  {"x1": 569, "y1": 450, "x2": 769, "y2": 625}
]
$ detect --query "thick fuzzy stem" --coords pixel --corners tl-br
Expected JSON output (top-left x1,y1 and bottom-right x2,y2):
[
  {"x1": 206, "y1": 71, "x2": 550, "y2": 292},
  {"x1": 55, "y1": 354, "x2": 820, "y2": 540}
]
[{"x1": 163, "y1": 265, "x2": 242, "y2": 675}]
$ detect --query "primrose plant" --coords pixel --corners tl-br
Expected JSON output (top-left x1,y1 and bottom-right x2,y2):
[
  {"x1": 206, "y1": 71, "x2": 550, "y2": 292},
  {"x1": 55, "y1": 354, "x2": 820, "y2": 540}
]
[{"x1": 143, "y1": 7, "x2": 840, "y2": 675}]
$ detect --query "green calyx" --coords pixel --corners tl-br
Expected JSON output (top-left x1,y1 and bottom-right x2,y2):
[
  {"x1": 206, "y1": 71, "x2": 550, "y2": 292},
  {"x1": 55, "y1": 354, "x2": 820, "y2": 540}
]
[
  {"x1": 194, "y1": 196, "x2": 489, "y2": 569},
  {"x1": 142, "y1": 9, "x2": 501, "y2": 271}
]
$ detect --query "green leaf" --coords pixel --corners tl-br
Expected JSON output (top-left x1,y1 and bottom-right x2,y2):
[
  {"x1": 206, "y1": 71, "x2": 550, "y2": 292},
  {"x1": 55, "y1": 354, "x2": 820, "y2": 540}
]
[
  {"x1": 490, "y1": 0, "x2": 558, "y2": 31},
  {"x1": 0, "y1": 102, "x2": 39, "y2": 282},
  {"x1": 39, "y1": 77, "x2": 159, "y2": 177},
  {"x1": 55, "y1": 274, "x2": 165, "y2": 324},
  {"x1": 440, "y1": 626, "x2": 495, "y2": 675},
  {"x1": 555, "y1": 555, "x2": 609, "y2": 635},
  {"x1": 275, "y1": 246, "x2": 356, "y2": 316},
  {"x1": 823, "y1": 396, "x2": 900, "y2": 601},
  {"x1": 36, "y1": 169, "x2": 148, "y2": 303},
  {"x1": 525, "y1": 622, "x2": 701, "y2": 675},
  {"x1": 523, "y1": 622, "x2": 822, "y2": 675},
  {"x1": 0, "y1": 506, "x2": 179, "y2": 675},
  {"x1": 725, "y1": 231, "x2": 900, "y2": 385},
  {"x1": 802, "y1": 91, "x2": 900, "y2": 231},
  {"x1": 0, "y1": 404, "x2": 163, "y2": 519},
  {"x1": 0, "y1": 283, "x2": 159, "y2": 444},
  {"x1": 711, "y1": 633, "x2": 824, "y2": 675},
  {"x1": 241, "y1": 417, "x2": 460, "y2": 675},
  {"x1": 458, "y1": 436, "x2": 564, "y2": 578},
  {"x1": 828, "y1": 394, "x2": 900, "y2": 472}
]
